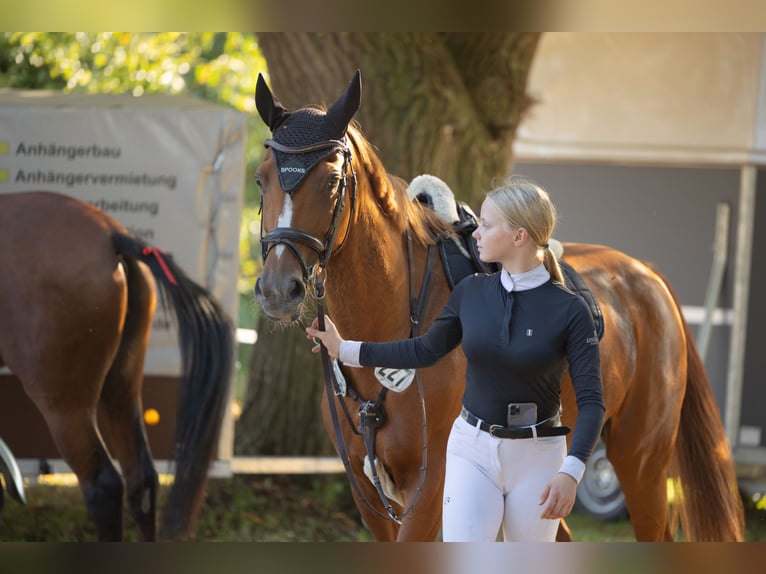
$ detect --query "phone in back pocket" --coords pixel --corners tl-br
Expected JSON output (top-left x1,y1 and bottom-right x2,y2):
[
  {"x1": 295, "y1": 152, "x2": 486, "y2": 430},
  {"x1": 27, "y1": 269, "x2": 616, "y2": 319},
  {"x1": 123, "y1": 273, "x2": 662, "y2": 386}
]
[{"x1": 506, "y1": 402, "x2": 537, "y2": 426}]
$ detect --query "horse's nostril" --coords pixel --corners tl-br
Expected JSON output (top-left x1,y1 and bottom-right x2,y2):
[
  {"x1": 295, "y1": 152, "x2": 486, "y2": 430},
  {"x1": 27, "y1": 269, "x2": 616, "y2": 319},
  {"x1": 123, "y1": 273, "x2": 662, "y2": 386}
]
[{"x1": 287, "y1": 278, "x2": 305, "y2": 302}]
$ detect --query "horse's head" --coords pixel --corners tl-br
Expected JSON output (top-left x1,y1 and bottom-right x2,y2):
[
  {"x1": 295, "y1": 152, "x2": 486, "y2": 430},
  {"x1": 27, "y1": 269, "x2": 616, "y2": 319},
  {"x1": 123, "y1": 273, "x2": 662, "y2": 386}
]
[{"x1": 253, "y1": 71, "x2": 361, "y2": 322}]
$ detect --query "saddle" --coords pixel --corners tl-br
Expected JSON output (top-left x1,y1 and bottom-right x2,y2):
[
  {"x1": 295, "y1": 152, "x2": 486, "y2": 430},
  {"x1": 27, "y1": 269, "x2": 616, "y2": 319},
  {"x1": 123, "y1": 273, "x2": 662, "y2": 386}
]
[{"x1": 407, "y1": 175, "x2": 604, "y2": 341}]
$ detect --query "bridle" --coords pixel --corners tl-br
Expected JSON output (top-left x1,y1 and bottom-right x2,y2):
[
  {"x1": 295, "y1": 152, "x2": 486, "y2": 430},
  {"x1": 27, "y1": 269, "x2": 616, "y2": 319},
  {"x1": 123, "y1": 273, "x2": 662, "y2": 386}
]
[
  {"x1": 259, "y1": 136, "x2": 357, "y2": 286},
  {"x1": 258, "y1": 133, "x2": 431, "y2": 525}
]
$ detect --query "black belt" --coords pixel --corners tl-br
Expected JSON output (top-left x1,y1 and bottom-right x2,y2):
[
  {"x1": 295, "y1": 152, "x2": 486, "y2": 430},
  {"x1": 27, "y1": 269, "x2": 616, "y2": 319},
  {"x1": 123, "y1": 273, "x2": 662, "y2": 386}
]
[{"x1": 460, "y1": 406, "x2": 570, "y2": 439}]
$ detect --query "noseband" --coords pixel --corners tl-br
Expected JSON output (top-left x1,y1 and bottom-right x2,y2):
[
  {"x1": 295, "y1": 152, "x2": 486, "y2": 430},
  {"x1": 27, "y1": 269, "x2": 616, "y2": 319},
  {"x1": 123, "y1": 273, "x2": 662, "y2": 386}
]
[{"x1": 259, "y1": 136, "x2": 357, "y2": 286}]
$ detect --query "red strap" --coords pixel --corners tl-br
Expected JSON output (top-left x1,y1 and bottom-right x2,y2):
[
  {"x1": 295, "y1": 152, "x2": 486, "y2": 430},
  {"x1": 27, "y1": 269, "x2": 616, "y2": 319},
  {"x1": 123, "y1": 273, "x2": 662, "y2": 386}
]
[{"x1": 142, "y1": 246, "x2": 178, "y2": 286}]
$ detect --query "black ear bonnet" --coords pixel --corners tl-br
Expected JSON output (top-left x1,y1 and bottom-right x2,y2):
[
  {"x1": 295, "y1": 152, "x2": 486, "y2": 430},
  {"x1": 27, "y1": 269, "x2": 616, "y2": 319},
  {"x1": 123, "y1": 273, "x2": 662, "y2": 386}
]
[{"x1": 255, "y1": 71, "x2": 362, "y2": 192}]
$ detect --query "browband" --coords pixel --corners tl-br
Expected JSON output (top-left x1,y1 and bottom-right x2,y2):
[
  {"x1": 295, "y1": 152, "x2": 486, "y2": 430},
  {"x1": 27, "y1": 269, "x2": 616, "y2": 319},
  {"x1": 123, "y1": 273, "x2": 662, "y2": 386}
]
[{"x1": 265, "y1": 138, "x2": 348, "y2": 155}]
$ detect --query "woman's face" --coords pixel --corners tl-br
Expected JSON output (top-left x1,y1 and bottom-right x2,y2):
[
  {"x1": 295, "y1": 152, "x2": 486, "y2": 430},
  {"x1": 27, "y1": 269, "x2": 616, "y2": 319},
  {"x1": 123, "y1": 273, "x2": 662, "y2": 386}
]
[{"x1": 472, "y1": 198, "x2": 516, "y2": 263}]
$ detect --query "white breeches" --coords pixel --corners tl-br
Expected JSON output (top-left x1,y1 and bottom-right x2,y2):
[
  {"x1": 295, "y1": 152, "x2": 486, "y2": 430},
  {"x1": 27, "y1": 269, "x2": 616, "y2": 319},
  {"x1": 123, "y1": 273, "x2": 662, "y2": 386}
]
[{"x1": 442, "y1": 415, "x2": 567, "y2": 542}]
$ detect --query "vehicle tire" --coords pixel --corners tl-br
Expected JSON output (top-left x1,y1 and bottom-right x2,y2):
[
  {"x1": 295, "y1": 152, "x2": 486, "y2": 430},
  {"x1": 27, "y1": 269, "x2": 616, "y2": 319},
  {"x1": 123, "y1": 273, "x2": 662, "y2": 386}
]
[{"x1": 574, "y1": 439, "x2": 628, "y2": 521}]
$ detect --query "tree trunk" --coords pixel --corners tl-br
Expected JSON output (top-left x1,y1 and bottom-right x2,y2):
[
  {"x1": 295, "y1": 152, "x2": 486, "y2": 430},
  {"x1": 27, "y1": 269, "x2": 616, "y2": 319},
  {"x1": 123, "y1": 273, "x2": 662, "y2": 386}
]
[
  {"x1": 236, "y1": 33, "x2": 540, "y2": 456},
  {"x1": 234, "y1": 313, "x2": 335, "y2": 456},
  {"x1": 256, "y1": 32, "x2": 540, "y2": 207}
]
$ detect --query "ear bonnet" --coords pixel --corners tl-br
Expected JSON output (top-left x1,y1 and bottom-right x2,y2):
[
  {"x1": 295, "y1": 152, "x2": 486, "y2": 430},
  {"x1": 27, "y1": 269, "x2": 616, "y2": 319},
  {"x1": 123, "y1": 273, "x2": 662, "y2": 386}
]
[{"x1": 255, "y1": 71, "x2": 361, "y2": 192}]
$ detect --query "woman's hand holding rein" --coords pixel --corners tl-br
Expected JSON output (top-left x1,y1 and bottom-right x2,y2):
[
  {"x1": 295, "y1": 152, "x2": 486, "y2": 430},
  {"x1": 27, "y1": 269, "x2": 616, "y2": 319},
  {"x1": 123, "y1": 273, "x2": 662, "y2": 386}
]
[{"x1": 306, "y1": 316, "x2": 343, "y2": 360}]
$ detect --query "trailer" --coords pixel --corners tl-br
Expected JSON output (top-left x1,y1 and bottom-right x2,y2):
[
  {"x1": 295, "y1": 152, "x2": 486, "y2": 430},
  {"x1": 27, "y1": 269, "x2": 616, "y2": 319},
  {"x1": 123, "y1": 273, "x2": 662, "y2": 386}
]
[
  {"x1": 0, "y1": 90, "x2": 246, "y2": 480},
  {"x1": 511, "y1": 32, "x2": 766, "y2": 517}
]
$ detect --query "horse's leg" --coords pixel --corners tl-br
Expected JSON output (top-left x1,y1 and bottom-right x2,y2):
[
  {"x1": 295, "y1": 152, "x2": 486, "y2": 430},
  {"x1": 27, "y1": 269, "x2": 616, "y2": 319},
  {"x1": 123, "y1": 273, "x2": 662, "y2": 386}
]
[
  {"x1": 390, "y1": 365, "x2": 461, "y2": 542},
  {"x1": 601, "y1": 318, "x2": 686, "y2": 542},
  {"x1": 349, "y1": 467, "x2": 399, "y2": 541},
  {"x1": 322, "y1": 394, "x2": 399, "y2": 541},
  {"x1": 13, "y1": 245, "x2": 131, "y2": 540},
  {"x1": 603, "y1": 417, "x2": 677, "y2": 541},
  {"x1": 98, "y1": 371, "x2": 157, "y2": 542},
  {"x1": 38, "y1": 408, "x2": 125, "y2": 540},
  {"x1": 556, "y1": 519, "x2": 572, "y2": 541},
  {"x1": 97, "y1": 259, "x2": 159, "y2": 541},
  {"x1": 25, "y1": 347, "x2": 128, "y2": 540},
  {"x1": 394, "y1": 462, "x2": 444, "y2": 542},
  {"x1": 392, "y1": 424, "x2": 448, "y2": 541}
]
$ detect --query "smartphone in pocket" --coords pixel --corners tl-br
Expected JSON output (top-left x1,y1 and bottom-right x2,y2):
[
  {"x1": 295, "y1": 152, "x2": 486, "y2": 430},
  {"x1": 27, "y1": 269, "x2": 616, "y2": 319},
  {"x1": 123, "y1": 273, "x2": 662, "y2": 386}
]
[{"x1": 506, "y1": 402, "x2": 537, "y2": 426}]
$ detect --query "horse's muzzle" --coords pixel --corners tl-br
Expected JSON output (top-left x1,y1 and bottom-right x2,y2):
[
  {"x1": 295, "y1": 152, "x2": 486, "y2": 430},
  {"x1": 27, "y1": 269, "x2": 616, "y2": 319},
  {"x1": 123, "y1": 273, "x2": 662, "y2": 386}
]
[{"x1": 253, "y1": 275, "x2": 306, "y2": 322}]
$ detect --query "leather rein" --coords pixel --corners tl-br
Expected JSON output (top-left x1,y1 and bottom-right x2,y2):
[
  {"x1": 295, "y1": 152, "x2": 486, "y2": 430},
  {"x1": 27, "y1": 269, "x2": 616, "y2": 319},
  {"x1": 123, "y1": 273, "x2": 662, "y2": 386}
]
[{"x1": 259, "y1": 136, "x2": 432, "y2": 524}]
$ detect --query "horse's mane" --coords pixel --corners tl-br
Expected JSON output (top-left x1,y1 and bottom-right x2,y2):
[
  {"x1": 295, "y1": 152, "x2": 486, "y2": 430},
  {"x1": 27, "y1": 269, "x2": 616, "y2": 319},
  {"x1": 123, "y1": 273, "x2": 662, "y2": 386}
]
[{"x1": 346, "y1": 123, "x2": 454, "y2": 247}]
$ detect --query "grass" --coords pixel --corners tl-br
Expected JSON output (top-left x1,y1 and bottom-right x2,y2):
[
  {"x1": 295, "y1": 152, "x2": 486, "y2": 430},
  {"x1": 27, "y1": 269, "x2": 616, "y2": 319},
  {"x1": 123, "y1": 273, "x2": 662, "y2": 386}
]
[{"x1": 1, "y1": 474, "x2": 765, "y2": 542}]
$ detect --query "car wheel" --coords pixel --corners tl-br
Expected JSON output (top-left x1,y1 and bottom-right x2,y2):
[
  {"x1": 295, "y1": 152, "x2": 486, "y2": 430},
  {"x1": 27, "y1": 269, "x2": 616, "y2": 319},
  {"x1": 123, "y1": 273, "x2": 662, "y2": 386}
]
[{"x1": 574, "y1": 439, "x2": 628, "y2": 521}]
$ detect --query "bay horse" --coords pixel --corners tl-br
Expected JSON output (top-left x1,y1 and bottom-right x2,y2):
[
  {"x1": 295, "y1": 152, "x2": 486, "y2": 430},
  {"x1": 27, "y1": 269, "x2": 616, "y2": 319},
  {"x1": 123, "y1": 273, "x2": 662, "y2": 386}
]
[
  {"x1": 0, "y1": 191, "x2": 233, "y2": 541},
  {"x1": 252, "y1": 71, "x2": 744, "y2": 541}
]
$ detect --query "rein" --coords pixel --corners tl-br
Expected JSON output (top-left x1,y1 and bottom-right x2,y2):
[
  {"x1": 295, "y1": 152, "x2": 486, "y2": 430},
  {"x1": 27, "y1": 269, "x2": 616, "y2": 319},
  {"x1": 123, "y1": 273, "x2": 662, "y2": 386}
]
[
  {"x1": 260, "y1": 135, "x2": 432, "y2": 524},
  {"x1": 313, "y1": 231, "x2": 433, "y2": 524}
]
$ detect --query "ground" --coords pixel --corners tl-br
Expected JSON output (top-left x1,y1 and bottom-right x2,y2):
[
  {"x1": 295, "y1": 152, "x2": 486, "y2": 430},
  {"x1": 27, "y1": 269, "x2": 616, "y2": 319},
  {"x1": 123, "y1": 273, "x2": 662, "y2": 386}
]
[{"x1": 1, "y1": 474, "x2": 765, "y2": 541}]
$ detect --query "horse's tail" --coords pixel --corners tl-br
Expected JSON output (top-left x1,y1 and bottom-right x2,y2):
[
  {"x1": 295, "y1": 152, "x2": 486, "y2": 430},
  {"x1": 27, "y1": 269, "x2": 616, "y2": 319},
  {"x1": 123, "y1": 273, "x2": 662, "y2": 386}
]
[
  {"x1": 111, "y1": 232, "x2": 234, "y2": 540},
  {"x1": 654, "y1": 267, "x2": 744, "y2": 541}
]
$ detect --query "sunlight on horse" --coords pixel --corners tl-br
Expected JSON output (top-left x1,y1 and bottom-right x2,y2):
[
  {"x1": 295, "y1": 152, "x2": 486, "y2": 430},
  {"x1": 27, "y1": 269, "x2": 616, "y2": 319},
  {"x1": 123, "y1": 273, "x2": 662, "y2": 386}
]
[{"x1": 252, "y1": 71, "x2": 744, "y2": 542}]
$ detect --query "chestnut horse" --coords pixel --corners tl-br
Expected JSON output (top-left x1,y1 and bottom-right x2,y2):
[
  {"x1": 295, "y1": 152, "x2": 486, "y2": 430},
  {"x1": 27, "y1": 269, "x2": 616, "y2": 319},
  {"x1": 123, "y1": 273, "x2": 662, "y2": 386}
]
[
  {"x1": 0, "y1": 191, "x2": 233, "y2": 541},
  {"x1": 253, "y1": 71, "x2": 744, "y2": 541}
]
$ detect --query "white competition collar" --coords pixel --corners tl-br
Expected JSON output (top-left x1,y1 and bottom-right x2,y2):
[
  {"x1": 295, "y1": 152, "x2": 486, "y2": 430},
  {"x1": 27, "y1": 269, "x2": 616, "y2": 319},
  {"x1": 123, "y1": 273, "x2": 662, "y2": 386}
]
[{"x1": 501, "y1": 263, "x2": 550, "y2": 292}]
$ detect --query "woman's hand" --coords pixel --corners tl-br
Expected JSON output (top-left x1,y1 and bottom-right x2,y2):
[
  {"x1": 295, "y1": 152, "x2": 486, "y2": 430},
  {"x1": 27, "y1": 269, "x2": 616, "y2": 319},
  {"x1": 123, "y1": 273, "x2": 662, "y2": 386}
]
[
  {"x1": 539, "y1": 472, "x2": 578, "y2": 520},
  {"x1": 305, "y1": 316, "x2": 343, "y2": 360}
]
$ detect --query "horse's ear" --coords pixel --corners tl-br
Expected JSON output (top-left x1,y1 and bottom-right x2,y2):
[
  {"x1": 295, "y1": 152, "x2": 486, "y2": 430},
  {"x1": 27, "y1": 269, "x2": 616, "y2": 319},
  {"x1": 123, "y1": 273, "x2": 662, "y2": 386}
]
[
  {"x1": 326, "y1": 69, "x2": 361, "y2": 136},
  {"x1": 255, "y1": 73, "x2": 290, "y2": 132}
]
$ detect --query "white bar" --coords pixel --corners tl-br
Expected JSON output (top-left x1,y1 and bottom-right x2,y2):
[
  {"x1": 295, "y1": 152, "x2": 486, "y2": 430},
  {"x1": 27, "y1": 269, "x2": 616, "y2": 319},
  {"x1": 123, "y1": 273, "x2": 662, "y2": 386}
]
[
  {"x1": 236, "y1": 328, "x2": 257, "y2": 345},
  {"x1": 680, "y1": 305, "x2": 734, "y2": 326},
  {"x1": 726, "y1": 165, "x2": 757, "y2": 447},
  {"x1": 15, "y1": 457, "x2": 346, "y2": 478},
  {"x1": 229, "y1": 456, "x2": 345, "y2": 474},
  {"x1": 17, "y1": 459, "x2": 234, "y2": 481},
  {"x1": 698, "y1": 202, "x2": 731, "y2": 360}
]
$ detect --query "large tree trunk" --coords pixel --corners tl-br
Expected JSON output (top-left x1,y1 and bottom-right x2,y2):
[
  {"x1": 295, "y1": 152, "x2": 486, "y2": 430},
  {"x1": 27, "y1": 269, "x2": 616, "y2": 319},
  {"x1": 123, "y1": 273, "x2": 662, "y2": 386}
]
[
  {"x1": 234, "y1": 314, "x2": 335, "y2": 455},
  {"x1": 236, "y1": 33, "x2": 540, "y2": 457}
]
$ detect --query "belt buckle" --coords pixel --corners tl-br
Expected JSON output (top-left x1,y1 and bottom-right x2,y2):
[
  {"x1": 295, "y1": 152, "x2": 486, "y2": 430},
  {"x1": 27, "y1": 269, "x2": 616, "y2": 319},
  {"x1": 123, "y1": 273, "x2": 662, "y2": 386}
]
[{"x1": 488, "y1": 424, "x2": 502, "y2": 437}]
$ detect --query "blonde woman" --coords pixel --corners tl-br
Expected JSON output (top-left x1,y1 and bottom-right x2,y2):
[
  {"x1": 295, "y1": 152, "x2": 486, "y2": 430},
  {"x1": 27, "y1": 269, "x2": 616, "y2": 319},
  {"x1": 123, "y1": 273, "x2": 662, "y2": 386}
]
[{"x1": 307, "y1": 176, "x2": 604, "y2": 542}]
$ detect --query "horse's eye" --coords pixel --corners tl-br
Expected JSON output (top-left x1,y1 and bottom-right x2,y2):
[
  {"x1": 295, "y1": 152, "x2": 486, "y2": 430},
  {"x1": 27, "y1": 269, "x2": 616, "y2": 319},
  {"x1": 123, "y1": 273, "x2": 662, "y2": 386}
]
[{"x1": 327, "y1": 175, "x2": 341, "y2": 193}]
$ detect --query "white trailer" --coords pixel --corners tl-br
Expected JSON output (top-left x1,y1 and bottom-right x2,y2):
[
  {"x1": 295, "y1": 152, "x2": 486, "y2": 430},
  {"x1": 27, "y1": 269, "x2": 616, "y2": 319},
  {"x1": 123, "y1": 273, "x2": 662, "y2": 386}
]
[
  {"x1": 0, "y1": 90, "x2": 246, "y2": 479},
  {"x1": 512, "y1": 32, "x2": 766, "y2": 516}
]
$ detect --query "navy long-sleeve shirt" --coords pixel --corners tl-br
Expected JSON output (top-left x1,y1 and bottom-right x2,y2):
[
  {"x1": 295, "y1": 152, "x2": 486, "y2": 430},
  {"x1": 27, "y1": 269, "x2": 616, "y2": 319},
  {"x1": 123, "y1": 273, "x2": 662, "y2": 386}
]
[{"x1": 357, "y1": 270, "x2": 605, "y2": 464}]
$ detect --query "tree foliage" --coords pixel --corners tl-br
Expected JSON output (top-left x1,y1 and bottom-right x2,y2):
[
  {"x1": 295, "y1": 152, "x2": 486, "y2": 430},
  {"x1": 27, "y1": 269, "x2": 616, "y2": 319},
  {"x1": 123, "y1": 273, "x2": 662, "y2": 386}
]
[
  {"x1": 1, "y1": 32, "x2": 261, "y2": 106},
  {"x1": 0, "y1": 32, "x2": 268, "y2": 296}
]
